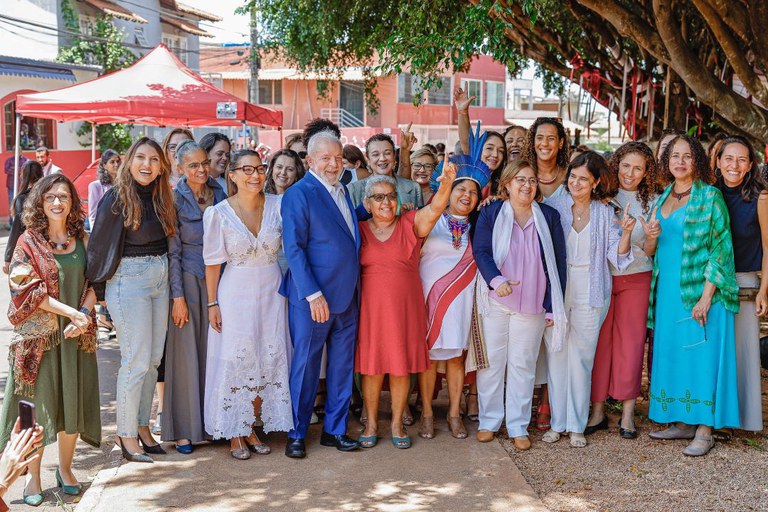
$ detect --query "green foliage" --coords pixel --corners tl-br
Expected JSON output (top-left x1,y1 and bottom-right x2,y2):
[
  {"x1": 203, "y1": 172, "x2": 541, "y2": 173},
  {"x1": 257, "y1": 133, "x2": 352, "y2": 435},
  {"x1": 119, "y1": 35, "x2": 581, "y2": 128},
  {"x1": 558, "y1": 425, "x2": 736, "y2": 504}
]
[{"x1": 77, "y1": 123, "x2": 134, "y2": 154}]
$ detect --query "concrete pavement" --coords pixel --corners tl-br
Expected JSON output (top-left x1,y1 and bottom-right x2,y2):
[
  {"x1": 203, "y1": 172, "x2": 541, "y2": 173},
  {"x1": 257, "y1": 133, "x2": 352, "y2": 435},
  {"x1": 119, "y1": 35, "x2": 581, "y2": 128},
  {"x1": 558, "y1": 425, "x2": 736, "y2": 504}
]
[{"x1": 0, "y1": 233, "x2": 548, "y2": 511}]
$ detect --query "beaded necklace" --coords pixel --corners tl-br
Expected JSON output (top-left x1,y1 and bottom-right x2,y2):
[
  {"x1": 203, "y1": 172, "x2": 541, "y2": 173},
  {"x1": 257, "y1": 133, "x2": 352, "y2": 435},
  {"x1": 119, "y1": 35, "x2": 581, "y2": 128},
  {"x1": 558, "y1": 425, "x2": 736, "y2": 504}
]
[{"x1": 443, "y1": 213, "x2": 470, "y2": 250}]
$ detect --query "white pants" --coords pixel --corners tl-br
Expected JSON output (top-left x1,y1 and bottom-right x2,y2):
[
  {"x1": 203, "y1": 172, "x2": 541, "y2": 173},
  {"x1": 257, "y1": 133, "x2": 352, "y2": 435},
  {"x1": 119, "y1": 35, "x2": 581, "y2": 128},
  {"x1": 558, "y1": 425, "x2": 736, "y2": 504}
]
[
  {"x1": 477, "y1": 300, "x2": 546, "y2": 437},
  {"x1": 547, "y1": 302, "x2": 608, "y2": 433}
]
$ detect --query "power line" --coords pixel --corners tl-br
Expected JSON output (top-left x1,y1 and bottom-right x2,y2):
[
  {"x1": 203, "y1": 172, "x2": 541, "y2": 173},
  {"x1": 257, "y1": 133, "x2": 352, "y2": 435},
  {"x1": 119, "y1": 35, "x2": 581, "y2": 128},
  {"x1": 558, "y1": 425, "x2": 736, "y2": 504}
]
[{"x1": 115, "y1": 0, "x2": 250, "y2": 37}]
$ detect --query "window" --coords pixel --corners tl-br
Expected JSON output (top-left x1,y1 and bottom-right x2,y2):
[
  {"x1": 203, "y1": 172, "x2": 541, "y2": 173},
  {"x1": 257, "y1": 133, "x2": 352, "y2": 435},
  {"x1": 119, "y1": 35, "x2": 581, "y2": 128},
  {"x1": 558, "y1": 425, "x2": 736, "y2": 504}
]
[
  {"x1": 257, "y1": 81, "x2": 282, "y2": 105},
  {"x1": 162, "y1": 33, "x2": 188, "y2": 65},
  {"x1": 427, "y1": 77, "x2": 451, "y2": 105},
  {"x1": 486, "y1": 81, "x2": 505, "y2": 108},
  {"x1": 461, "y1": 79, "x2": 482, "y2": 107},
  {"x1": 3, "y1": 101, "x2": 55, "y2": 151},
  {"x1": 79, "y1": 15, "x2": 97, "y2": 36},
  {"x1": 398, "y1": 73, "x2": 419, "y2": 103}
]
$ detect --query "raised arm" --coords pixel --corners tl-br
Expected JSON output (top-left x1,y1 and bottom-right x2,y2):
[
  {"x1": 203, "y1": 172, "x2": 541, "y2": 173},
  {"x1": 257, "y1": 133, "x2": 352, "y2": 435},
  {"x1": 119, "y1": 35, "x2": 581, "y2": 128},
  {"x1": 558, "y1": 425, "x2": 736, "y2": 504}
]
[
  {"x1": 398, "y1": 122, "x2": 416, "y2": 179},
  {"x1": 454, "y1": 88, "x2": 474, "y2": 155},
  {"x1": 413, "y1": 154, "x2": 456, "y2": 237}
]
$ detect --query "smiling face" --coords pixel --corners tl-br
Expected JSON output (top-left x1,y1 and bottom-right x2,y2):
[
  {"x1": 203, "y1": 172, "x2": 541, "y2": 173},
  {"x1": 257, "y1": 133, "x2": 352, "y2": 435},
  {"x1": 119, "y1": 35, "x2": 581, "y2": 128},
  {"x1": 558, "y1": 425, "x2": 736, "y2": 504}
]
[
  {"x1": 129, "y1": 143, "x2": 163, "y2": 186},
  {"x1": 209, "y1": 139, "x2": 230, "y2": 178},
  {"x1": 272, "y1": 154, "x2": 299, "y2": 192},
  {"x1": 617, "y1": 152, "x2": 647, "y2": 192},
  {"x1": 717, "y1": 142, "x2": 751, "y2": 188},
  {"x1": 365, "y1": 182, "x2": 397, "y2": 222},
  {"x1": 167, "y1": 133, "x2": 192, "y2": 171},
  {"x1": 367, "y1": 140, "x2": 396, "y2": 176},
  {"x1": 668, "y1": 139, "x2": 694, "y2": 182},
  {"x1": 289, "y1": 140, "x2": 307, "y2": 168},
  {"x1": 534, "y1": 123, "x2": 563, "y2": 165},
  {"x1": 481, "y1": 135, "x2": 505, "y2": 172},
  {"x1": 505, "y1": 128, "x2": 526, "y2": 161},
  {"x1": 567, "y1": 165, "x2": 597, "y2": 202},
  {"x1": 105, "y1": 155, "x2": 121, "y2": 180},
  {"x1": 411, "y1": 154, "x2": 436, "y2": 186},
  {"x1": 505, "y1": 166, "x2": 538, "y2": 208},
  {"x1": 42, "y1": 182, "x2": 72, "y2": 223},
  {"x1": 448, "y1": 180, "x2": 480, "y2": 216},
  {"x1": 179, "y1": 148, "x2": 210, "y2": 187},
  {"x1": 229, "y1": 154, "x2": 265, "y2": 193},
  {"x1": 307, "y1": 139, "x2": 343, "y2": 186}
]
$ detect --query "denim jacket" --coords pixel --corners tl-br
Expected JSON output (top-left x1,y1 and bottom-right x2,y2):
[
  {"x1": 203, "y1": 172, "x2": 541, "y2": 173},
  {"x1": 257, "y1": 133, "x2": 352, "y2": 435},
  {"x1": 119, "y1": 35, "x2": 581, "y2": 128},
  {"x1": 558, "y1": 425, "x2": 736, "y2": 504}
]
[{"x1": 168, "y1": 176, "x2": 227, "y2": 298}]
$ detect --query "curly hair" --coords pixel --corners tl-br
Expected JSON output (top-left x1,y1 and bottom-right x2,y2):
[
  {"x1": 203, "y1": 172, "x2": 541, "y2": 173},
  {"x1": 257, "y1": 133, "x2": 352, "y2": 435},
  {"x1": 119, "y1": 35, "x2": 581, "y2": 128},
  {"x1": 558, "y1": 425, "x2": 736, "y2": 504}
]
[
  {"x1": 113, "y1": 137, "x2": 176, "y2": 236},
  {"x1": 521, "y1": 118, "x2": 570, "y2": 171},
  {"x1": 608, "y1": 141, "x2": 661, "y2": 214},
  {"x1": 566, "y1": 151, "x2": 616, "y2": 201},
  {"x1": 302, "y1": 118, "x2": 341, "y2": 147},
  {"x1": 658, "y1": 134, "x2": 713, "y2": 186},
  {"x1": 265, "y1": 149, "x2": 306, "y2": 194},
  {"x1": 715, "y1": 136, "x2": 767, "y2": 202},
  {"x1": 22, "y1": 174, "x2": 86, "y2": 239}
]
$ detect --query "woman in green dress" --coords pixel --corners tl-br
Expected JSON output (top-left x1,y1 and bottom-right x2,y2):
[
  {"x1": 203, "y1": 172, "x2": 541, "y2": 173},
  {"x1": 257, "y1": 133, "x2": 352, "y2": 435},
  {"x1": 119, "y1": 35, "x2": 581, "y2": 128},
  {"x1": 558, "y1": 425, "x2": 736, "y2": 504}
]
[{"x1": 0, "y1": 173, "x2": 99, "y2": 505}]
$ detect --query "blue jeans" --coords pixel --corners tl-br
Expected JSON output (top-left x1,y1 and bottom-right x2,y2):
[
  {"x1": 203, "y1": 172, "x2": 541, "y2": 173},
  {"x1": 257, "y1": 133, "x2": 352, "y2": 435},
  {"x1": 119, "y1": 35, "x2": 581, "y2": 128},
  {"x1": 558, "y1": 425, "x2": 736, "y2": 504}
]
[{"x1": 106, "y1": 255, "x2": 169, "y2": 437}]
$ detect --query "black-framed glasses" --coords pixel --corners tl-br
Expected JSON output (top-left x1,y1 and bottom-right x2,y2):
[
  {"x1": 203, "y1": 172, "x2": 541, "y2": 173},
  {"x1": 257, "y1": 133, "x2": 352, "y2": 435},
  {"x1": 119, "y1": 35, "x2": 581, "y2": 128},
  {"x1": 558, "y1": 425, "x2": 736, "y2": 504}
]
[
  {"x1": 233, "y1": 165, "x2": 266, "y2": 176},
  {"x1": 412, "y1": 163, "x2": 436, "y2": 171},
  {"x1": 368, "y1": 192, "x2": 397, "y2": 202}
]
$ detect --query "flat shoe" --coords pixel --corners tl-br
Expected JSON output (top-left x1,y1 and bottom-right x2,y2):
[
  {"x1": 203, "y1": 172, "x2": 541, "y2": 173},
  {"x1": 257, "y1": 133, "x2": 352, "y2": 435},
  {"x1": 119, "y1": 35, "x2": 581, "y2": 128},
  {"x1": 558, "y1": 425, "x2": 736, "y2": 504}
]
[
  {"x1": 619, "y1": 421, "x2": 638, "y2": 439},
  {"x1": 584, "y1": 417, "x2": 608, "y2": 435},
  {"x1": 175, "y1": 443, "x2": 194, "y2": 454},
  {"x1": 245, "y1": 440, "x2": 271, "y2": 454},
  {"x1": 570, "y1": 433, "x2": 587, "y2": 448},
  {"x1": 447, "y1": 415, "x2": 467, "y2": 439},
  {"x1": 230, "y1": 447, "x2": 251, "y2": 460},
  {"x1": 683, "y1": 435, "x2": 714, "y2": 457},
  {"x1": 541, "y1": 429, "x2": 561, "y2": 444},
  {"x1": 513, "y1": 436, "x2": 531, "y2": 451},
  {"x1": 649, "y1": 424, "x2": 696, "y2": 440},
  {"x1": 23, "y1": 492, "x2": 44, "y2": 507},
  {"x1": 476, "y1": 430, "x2": 495, "y2": 443},
  {"x1": 418, "y1": 415, "x2": 434, "y2": 439}
]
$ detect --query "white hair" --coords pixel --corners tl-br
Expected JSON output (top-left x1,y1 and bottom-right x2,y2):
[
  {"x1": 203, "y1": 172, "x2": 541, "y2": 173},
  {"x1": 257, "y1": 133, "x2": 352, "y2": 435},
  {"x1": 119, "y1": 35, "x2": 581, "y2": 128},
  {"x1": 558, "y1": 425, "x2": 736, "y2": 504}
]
[
  {"x1": 307, "y1": 129, "x2": 342, "y2": 157},
  {"x1": 364, "y1": 175, "x2": 397, "y2": 197}
]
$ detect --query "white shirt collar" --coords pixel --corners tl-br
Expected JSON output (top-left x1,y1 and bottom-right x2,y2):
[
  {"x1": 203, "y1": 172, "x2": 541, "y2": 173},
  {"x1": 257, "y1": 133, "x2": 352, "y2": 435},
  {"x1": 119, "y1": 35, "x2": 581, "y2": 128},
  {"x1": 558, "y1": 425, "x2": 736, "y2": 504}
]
[{"x1": 309, "y1": 170, "x2": 344, "y2": 195}]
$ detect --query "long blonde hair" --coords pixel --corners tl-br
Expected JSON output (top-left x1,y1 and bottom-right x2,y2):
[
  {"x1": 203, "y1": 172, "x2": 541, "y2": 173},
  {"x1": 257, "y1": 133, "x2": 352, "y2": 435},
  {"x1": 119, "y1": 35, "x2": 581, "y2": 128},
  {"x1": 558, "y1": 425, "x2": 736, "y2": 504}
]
[{"x1": 113, "y1": 137, "x2": 176, "y2": 236}]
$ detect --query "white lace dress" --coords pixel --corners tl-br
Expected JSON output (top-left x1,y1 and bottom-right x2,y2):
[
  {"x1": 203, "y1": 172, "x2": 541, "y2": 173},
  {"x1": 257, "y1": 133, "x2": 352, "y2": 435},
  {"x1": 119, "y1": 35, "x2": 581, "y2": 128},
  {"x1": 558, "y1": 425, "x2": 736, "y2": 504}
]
[{"x1": 202, "y1": 195, "x2": 293, "y2": 438}]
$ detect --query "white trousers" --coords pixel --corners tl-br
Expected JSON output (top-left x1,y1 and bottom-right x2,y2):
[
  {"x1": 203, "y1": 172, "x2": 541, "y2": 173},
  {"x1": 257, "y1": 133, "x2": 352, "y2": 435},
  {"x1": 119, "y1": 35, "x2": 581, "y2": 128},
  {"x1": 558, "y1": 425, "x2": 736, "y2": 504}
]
[
  {"x1": 734, "y1": 272, "x2": 764, "y2": 431},
  {"x1": 477, "y1": 300, "x2": 546, "y2": 437},
  {"x1": 547, "y1": 302, "x2": 608, "y2": 434}
]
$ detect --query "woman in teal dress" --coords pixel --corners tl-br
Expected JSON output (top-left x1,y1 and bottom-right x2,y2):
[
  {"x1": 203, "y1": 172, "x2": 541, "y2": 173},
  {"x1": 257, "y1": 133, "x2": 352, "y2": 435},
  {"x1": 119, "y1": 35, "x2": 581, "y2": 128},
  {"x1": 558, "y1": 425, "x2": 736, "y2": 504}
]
[
  {"x1": 647, "y1": 135, "x2": 740, "y2": 457},
  {"x1": 0, "y1": 174, "x2": 99, "y2": 505}
]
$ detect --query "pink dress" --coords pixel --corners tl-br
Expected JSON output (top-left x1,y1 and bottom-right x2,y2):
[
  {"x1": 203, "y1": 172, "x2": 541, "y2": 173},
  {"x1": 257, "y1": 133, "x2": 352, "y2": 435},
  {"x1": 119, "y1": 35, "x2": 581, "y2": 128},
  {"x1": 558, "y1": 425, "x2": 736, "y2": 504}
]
[{"x1": 355, "y1": 210, "x2": 430, "y2": 375}]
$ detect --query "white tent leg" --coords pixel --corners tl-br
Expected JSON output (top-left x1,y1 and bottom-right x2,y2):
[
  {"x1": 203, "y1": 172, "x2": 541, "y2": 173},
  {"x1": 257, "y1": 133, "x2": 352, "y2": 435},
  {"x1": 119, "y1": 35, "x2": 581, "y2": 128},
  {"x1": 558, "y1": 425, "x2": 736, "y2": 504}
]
[
  {"x1": 91, "y1": 123, "x2": 97, "y2": 163},
  {"x1": 241, "y1": 121, "x2": 247, "y2": 150}
]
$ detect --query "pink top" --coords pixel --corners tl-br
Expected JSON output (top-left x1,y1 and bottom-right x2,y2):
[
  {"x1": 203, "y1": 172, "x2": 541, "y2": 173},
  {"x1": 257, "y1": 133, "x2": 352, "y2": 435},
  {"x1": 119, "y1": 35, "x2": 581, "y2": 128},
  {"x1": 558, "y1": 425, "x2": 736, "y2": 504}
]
[{"x1": 489, "y1": 217, "x2": 548, "y2": 317}]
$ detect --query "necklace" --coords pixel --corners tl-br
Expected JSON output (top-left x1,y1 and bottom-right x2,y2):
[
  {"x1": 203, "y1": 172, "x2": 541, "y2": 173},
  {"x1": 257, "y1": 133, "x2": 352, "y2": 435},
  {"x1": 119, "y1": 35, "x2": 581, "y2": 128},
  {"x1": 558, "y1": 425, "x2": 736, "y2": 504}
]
[
  {"x1": 537, "y1": 167, "x2": 561, "y2": 185},
  {"x1": 573, "y1": 205, "x2": 589, "y2": 221},
  {"x1": 46, "y1": 231, "x2": 71, "y2": 251},
  {"x1": 443, "y1": 213, "x2": 470, "y2": 250},
  {"x1": 672, "y1": 186, "x2": 692, "y2": 200}
]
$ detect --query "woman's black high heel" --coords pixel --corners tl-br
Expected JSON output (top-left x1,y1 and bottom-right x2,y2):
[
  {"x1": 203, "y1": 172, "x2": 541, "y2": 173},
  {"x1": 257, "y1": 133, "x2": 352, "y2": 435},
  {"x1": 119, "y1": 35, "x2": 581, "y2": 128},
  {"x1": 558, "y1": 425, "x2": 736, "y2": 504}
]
[
  {"x1": 138, "y1": 433, "x2": 167, "y2": 455},
  {"x1": 116, "y1": 436, "x2": 153, "y2": 463}
]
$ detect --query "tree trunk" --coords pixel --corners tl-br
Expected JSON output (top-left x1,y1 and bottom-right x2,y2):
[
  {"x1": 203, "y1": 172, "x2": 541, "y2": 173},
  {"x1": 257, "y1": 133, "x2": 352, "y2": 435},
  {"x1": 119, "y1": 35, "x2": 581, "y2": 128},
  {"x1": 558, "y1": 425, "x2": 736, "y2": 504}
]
[{"x1": 664, "y1": 68, "x2": 688, "y2": 131}]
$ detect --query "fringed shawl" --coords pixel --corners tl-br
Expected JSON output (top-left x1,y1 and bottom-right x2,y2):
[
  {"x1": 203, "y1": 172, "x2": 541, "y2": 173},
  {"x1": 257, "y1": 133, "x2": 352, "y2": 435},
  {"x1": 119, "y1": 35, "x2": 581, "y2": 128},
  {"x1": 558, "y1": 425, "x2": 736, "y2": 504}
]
[
  {"x1": 7, "y1": 230, "x2": 97, "y2": 397},
  {"x1": 647, "y1": 181, "x2": 739, "y2": 328}
]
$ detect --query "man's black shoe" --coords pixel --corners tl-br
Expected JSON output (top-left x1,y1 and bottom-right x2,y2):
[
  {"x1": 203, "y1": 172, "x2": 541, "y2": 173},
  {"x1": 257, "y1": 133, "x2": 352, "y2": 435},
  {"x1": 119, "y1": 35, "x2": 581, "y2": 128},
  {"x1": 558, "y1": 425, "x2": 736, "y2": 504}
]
[
  {"x1": 319, "y1": 432, "x2": 361, "y2": 451},
  {"x1": 285, "y1": 438, "x2": 306, "y2": 458}
]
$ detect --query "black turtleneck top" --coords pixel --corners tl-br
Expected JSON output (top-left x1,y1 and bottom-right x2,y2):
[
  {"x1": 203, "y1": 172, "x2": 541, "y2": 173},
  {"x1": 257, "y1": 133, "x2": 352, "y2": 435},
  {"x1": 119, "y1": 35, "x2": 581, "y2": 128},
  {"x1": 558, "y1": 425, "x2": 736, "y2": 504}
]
[{"x1": 123, "y1": 182, "x2": 168, "y2": 257}]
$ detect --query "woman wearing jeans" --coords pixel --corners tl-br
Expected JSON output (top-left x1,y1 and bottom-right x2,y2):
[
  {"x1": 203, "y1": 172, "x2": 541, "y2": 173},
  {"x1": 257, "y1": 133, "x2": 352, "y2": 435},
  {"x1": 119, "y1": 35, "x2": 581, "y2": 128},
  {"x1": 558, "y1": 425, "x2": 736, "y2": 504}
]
[{"x1": 87, "y1": 137, "x2": 177, "y2": 463}]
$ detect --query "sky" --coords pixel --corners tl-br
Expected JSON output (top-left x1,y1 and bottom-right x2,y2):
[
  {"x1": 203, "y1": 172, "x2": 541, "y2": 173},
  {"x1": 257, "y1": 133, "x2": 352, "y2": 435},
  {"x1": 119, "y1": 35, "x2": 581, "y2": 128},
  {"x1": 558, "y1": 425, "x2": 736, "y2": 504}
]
[{"x1": 184, "y1": 0, "x2": 251, "y2": 44}]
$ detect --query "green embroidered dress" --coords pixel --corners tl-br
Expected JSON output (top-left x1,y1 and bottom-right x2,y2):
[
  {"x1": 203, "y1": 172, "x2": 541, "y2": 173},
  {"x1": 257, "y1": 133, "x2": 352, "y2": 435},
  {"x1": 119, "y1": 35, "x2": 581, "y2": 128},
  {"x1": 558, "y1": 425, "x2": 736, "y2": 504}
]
[{"x1": 648, "y1": 183, "x2": 740, "y2": 428}]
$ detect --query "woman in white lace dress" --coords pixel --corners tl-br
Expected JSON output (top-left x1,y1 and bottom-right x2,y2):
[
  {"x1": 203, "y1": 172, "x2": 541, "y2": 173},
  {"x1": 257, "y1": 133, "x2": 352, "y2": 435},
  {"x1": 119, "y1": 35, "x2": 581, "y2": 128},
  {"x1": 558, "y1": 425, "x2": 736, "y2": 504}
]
[{"x1": 202, "y1": 150, "x2": 292, "y2": 460}]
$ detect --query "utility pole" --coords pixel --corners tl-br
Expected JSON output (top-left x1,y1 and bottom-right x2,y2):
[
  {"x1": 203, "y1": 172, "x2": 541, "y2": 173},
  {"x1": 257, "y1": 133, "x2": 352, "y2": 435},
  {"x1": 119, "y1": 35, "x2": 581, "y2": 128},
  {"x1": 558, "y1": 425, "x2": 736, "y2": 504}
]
[{"x1": 249, "y1": 6, "x2": 260, "y2": 147}]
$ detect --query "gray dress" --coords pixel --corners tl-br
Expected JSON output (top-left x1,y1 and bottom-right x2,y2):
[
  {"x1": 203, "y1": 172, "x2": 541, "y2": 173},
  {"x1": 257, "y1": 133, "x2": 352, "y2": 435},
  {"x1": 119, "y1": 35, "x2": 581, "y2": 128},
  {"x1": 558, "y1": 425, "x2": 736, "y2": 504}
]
[{"x1": 161, "y1": 177, "x2": 227, "y2": 442}]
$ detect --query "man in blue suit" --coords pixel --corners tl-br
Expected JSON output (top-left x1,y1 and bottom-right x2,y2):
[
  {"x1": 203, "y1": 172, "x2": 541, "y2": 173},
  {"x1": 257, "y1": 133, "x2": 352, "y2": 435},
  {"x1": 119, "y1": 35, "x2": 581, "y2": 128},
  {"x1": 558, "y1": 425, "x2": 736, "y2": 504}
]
[{"x1": 280, "y1": 130, "x2": 362, "y2": 458}]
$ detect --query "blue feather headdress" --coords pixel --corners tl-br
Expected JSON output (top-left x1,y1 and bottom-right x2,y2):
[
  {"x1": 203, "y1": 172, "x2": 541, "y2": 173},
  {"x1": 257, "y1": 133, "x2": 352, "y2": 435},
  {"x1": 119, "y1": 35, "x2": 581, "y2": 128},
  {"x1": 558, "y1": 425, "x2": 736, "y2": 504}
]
[{"x1": 430, "y1": 121, "x2": 492, "y2": 193}]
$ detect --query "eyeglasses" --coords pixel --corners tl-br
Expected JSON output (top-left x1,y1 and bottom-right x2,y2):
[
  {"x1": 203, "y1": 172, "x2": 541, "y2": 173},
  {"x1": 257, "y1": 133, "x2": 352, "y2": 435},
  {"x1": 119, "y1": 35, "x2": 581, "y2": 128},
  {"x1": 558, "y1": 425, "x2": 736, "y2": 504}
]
[
  {"x1": 233, "y1": 165, "x2": 266, "y2": 176},
  {"x1": 412, "y1": 163, "x2": 436, "y2": 171},
  {"x1": 43, "y1": 193, "x2": 71, "y2": 204},
  {"x1": 183, "y1": 160, "x2": 211, "y2": 171},
  {"x1": 513, "y1": 177, "x2": 538, "y2": 186},
  {"x1": 675, "y1": 316, "x2": 708, "y2": 348},
  {"x1": 368, "y1": 192, "x2": 398, "y2": 202}
]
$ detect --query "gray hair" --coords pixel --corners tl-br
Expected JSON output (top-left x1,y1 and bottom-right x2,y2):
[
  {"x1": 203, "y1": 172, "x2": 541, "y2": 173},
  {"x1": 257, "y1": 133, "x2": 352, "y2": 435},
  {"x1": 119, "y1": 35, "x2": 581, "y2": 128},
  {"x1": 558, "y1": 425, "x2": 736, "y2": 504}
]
[
  {"x1": 307, "y1": 129, "x2": 342, "y2": 157},
  {"x1": 364, "y1": 175, "x2": 397, "y2": 197},
  {"x1": 176, "y1": 139, "x2": 203, "y2": 166}
]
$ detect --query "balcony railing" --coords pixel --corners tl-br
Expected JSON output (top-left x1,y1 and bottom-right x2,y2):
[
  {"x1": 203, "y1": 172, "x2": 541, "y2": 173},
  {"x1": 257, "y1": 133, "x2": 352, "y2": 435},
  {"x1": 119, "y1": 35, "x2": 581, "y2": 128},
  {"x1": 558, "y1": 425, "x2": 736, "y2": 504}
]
[{"x1": 320, "y1": 108, "x2": 364, "y2": 128}]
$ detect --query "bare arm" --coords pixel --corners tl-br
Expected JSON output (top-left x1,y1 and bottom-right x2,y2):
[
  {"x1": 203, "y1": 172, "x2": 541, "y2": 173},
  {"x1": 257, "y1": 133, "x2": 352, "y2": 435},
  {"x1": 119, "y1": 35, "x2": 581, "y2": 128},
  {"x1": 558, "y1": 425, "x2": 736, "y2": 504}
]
[
  {"x1": 205, "y1": 264, "x2": 222, "y2": 332},
  {"x1": 454, "y1": 88, "x2": 474, "y2": 155},
  {"x1": 755, "y1": 192, "x2": 768, "y2": 316},
  {"x1": 413, "y1": 155, "x2": 456, "y2": 238},
  {"x1": 398, "y1": 122, "x2": 416, "y2": 179}
]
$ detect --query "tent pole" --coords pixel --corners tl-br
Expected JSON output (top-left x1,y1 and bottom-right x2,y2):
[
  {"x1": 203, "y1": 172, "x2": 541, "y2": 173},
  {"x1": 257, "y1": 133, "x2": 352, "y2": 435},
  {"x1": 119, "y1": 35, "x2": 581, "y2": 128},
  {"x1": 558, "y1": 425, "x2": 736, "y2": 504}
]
[
  {"x1": 241, "y1": 121, "x2": 247, "y2": 150},
  {"x1": 13, "y1": 113, "x2": 21, "y2": 199},
  {"x1": 91, "y1": 123, "x2": 97, "y2": 163}
]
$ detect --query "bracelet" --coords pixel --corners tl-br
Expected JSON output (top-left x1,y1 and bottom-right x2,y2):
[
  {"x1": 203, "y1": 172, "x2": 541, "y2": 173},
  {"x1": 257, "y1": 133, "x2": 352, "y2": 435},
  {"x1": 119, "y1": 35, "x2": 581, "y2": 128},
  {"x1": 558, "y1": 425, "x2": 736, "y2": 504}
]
[
  {"x1": 207, "y1": 301, "x2": 219, "y2": 308},
  {"x1": 78, "y1": 306, "x2": 91, "y2": 316}
]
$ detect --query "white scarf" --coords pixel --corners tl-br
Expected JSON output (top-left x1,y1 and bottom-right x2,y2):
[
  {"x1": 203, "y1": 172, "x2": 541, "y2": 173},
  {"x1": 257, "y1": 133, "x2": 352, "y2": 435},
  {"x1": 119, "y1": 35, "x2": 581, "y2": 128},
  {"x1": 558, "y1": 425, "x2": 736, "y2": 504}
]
[{"x1": 476, "y1": 201, "x2": 567, "y2": 352}]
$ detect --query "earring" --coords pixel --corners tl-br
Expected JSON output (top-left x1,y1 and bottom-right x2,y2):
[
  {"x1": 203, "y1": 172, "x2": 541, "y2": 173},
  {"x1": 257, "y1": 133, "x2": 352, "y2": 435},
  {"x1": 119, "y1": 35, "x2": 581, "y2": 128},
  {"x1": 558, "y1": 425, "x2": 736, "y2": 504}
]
[{"x1": 715, "y1": 168, "x2": 722, "y2": 178}]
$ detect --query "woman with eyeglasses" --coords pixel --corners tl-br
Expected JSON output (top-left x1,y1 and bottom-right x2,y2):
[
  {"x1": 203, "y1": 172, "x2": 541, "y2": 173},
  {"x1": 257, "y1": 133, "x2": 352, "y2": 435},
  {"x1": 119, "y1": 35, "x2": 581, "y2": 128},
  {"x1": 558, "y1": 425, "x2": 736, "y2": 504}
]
[
  {"x1": 0, "y1": 174, "x2": 98, "y2": 504},
  {"x1": 399, "y1": 147, "x2": 438, "y2": 204},
  {"x1": 161, "y1": 140, "x2": 227, "y2": 455},
  {"x1": 285, "y1": 133, "x2": 307, "y2": 169},
  {"x1": 355, "y1": 159, "x2": 456, "y2": 449},
  {"x1": 87, "y1": 137, "x2": 177, "y2": 463},
  {"x1": 588, "y1": 142, "x2": 662, "y2": 440},
  {"x1": 714, "y1": 136, "x2": 767, "y2": 433},
  {"x1": 471, "y1": 160, "x2": 567, "y2": 450},
  {"x1": 647, "y1": 135, "x2": 740, "y2": 456},
  {"x1": 545, "y1": 151, "x2": 634, "y2": 448},
  {"x1": 203, "y1": 150, "x2": 292, "y2": 460}
]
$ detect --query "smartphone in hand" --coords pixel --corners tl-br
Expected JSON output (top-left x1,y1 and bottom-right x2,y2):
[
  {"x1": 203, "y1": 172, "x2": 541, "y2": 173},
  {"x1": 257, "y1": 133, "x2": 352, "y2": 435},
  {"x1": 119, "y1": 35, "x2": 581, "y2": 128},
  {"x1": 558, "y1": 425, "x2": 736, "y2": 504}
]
[{"x1": 19, "y1": 400, "x2": 36, "y2": 430}]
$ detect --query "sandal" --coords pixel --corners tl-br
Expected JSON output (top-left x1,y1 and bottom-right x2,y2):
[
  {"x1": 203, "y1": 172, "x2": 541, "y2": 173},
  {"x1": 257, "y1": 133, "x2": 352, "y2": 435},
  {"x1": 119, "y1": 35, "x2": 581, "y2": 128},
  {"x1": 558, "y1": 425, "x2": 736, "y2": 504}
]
[
  {"x1": 97, "y1": 313, "x2": 113, "y2": 332},
  {"x1": 391, "y1": 429, "x2": 411, "y2": 449},
  {"x1": 536, "y1": 403, "x2": 551, "y2": 431},
  {"x1": 464, "y1": 391, "x2": 479, "y2": 422},
  {"x1": 541, "y1": 429, "x2": 561, "y2": 444},
  {"x1": 570, "y1": 433, "x2": 587, "y2": 448},
  {"x1": 418, "y1": 415, "x2": 434, "y2": 439},
  {"x1": 402, "y1": 407, "x2": 414, "y2": 427},
  {"x1": 358, "y1": 434, "x2": 378, "y2": 448},
  {"x1": 447, "y1": 415, "x2": 468, "y2": 439}
]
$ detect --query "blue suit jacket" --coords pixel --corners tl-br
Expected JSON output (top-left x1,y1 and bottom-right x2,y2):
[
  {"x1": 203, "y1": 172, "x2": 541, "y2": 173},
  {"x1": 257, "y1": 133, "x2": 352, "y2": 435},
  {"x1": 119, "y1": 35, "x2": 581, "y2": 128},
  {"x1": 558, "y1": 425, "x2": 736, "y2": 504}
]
[
  {"x1": 471, "y1": 201, "x2": 567, "y2": 314},
  {"x1": 279, "y1": 173, "x2": 361, "y2": 313}
]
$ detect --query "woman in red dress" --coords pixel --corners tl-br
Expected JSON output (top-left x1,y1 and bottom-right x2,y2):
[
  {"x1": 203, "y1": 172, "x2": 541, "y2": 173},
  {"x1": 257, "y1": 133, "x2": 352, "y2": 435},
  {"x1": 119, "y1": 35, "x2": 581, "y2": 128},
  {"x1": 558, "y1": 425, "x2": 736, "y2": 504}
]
[{"x1": 356, "y1": 160, "x2": 456, "y2": 449}]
